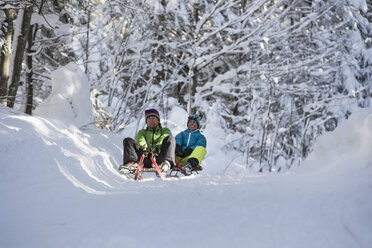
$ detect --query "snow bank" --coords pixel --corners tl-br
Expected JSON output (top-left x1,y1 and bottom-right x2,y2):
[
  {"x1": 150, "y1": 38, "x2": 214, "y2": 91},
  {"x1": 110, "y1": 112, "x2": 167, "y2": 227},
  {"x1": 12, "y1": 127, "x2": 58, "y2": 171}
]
[
  {"x1": 301, "y1": 106, "x2": 372, "y2": 172},
  {"x1": 34, "y1": 63, "x2": 94, "y2": 127}
]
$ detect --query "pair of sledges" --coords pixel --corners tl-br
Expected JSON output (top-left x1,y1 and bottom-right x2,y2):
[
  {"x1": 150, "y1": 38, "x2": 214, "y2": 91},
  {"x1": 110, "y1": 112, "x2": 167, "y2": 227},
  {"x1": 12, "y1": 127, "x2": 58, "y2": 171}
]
[{"x1": 119, "y1": 154, "x2": 202, "y2": 181}]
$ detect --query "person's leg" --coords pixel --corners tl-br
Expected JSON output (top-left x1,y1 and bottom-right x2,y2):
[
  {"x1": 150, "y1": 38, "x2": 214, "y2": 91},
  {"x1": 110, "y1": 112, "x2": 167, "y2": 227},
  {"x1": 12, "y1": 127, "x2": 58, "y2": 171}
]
[
  {"x1": 157, "y1": 135, "x2": 176, "y2": 167},
  {"x1": 187, "y1": 146, "x2": 207, "y2": 166},
  {"x1": 181, "y1": 146, "x2": 205, "y2": 175},
  {"x1": 178, "y1": 146, "x2": 207, "y2": 166},
  {"x1": 123, "y1": 137, "x2": 140, "y2": 164}
]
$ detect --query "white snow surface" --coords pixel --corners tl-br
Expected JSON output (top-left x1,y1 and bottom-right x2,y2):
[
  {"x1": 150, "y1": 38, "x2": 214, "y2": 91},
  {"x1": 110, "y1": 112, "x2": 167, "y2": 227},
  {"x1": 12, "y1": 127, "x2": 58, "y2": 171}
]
[
  {"x1": 1, "y1": 64, "x2": 372, "y2": 248},
  {"x1": 33, "y1": 63, "x2": 94, "y2": 127}
]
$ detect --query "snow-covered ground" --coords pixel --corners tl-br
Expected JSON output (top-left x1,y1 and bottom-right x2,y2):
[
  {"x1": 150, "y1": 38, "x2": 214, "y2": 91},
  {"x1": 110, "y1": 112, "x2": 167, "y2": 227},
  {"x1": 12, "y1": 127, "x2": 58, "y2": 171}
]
[{"x1": 1, "y1": 64, "x2": 371, "y2": 248}]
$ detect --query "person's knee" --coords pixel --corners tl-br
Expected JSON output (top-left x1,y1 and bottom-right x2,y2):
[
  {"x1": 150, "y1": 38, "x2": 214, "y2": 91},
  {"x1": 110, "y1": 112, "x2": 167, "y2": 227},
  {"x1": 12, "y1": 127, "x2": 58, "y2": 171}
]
[
  {"x1": 124, "y1": 137, "x2": 134, "y2": 144},
  {"x1": 162, "y1": 135, "x2": 175, "y2": 144},
  {"x1": 189, "y1": 146, "x2": 207, "y2": 162}
]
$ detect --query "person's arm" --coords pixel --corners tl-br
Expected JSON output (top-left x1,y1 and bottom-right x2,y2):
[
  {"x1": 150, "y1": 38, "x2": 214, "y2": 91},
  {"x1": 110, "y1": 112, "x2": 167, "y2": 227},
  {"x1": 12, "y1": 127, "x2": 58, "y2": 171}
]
[
  {"x1": 135, "y1": 129, "x2": 147, "y2": 150},
  {"x1": 162, "y1": 127, "x2": 172, "y2": 138},
  {"x1": 175, "y1": 131, "x2": 183, "y2": 146},
  {"x1": 197, "y1": 134, "x2": 207, "y2": 148},
  {"x1": 175, "y1": 131, "x2": 185, "y2": 157},
  {"x1": 152, "y1": 127, "x2": 172, "y2": 150}
]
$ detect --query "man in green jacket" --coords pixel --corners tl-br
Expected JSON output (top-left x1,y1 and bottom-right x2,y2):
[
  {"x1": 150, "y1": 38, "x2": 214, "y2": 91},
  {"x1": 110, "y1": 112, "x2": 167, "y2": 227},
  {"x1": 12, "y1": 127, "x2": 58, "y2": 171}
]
[{"x1": 120, "y1": 109, "x2": 175, "y2": 173}]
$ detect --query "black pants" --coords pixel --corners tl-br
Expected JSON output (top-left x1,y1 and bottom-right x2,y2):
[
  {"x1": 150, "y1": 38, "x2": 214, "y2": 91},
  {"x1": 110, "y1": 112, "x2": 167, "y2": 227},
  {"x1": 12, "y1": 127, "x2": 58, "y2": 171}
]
[{"x1": 123, "y1": 135, "x2": 175, "y2": 168}]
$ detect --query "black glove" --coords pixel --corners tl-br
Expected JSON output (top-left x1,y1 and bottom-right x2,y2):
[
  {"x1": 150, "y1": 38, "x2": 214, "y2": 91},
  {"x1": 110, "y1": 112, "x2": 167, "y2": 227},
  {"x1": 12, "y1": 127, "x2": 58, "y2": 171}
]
[
  {"x1": 149, "y1": 146, "x2": 159, "y2": 156},
  {"x1": 175, "y1": 145, "x2": 184, "y2": 157},
  {"x1": 184, "y1": 147, "x2": 193, "y2": 157}
]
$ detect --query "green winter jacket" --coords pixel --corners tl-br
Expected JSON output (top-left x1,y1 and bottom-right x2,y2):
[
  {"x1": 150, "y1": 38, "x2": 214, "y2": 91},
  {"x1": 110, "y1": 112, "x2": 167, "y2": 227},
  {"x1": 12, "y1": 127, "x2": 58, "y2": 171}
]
[{"x1": 135, "y1": 125, "x2": 172, "y2": 152}]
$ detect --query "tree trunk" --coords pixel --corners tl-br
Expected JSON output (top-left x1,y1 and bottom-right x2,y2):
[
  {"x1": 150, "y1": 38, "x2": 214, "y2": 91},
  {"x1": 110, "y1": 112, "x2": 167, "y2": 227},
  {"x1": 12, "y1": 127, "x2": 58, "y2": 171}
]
[
  {"x1": 7, "y1": 5, "x2": 33, "y2": 108},
  {"x1": 188, "y1": 66, "x2": 197, "y2": 115},
  {"x1": 85, "y1": 5, "x2": 91, "y2": 75},
  {"x1": 187, "y1": 4, "x2": 200, "y2": 115},
  {"x1": 0, "y1": 8, "x2": 16, "y2": 105},
  {"x1": 25, "y1": 24, "x2": 35, "y2": 115}
]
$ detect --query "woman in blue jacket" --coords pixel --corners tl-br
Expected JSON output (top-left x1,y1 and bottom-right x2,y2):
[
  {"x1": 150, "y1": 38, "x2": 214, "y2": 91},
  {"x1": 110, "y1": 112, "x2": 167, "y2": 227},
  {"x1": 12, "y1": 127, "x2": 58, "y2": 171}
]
[{"x1": 175, "y1": 115, "x2": 207, "y2": 175}]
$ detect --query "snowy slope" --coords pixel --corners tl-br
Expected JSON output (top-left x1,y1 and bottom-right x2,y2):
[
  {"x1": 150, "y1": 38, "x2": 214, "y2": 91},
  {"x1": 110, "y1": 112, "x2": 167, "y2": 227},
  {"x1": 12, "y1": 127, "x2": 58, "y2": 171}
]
[{"x1": 1, "y1": 65, "x2": 371, "y2": 248}]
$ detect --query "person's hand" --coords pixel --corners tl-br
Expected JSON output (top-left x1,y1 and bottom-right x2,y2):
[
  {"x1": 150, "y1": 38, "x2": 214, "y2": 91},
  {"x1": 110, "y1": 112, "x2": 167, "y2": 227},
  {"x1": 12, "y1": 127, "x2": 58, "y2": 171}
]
[
  {"x1": 141, "y1": 145, "x2": 149, "y2": 154},
  {"x1": 175, "y1": 145, "x2": 184, "y2": 157},
  {"x1": 184, "y1": 147, "x2": 193, "y2": 157},
  {"x1": 149, "y1": 147, "x2": 159, "y2": 156}
]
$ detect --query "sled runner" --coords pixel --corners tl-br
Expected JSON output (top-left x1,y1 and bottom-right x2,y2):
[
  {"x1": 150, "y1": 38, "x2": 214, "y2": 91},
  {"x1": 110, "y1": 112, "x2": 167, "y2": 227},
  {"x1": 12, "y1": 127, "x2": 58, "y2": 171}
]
[
  {"x1": 168, "y1": 159, "x2": 203, "y2": 177},
  {"x1": 119, "y1": 152, "x2": 169, "y2": 180}
]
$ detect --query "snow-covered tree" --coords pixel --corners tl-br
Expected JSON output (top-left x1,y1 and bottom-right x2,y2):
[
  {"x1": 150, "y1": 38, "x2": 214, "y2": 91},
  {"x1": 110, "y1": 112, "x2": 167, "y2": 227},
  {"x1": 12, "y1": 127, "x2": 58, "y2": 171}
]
[
  {"x1": 1, "y1": 0, "x2": 370, "y2": 172},
  {"x1": 73, "y1": 0, "x2": 372, "y2": 171},
  {"x1": 0, "y1": 0, "x2": 77, "y2": 112}
]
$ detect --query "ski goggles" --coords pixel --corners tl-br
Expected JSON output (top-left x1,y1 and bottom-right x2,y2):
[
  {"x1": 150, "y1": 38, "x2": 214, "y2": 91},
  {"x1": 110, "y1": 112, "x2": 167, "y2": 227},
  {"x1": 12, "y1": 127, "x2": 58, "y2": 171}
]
[{"x1": 188, "y1": 115, "x2": 199, "y2": 121}]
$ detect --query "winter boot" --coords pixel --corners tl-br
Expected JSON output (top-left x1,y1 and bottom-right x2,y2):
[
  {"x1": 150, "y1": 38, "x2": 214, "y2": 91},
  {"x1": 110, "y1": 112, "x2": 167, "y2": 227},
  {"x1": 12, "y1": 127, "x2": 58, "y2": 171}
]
[
  {"x1": 182, "y1": 158, "x2": 199, "y2": 176},
  {"x1": 160, "y1": 160, "x2": 171, "y2": 173},
  {"x1": 119, "y1": 162, "x2": 138, "y2": 174},
  {"x1": 182, "y1": 163, "x2": 192, "y2": 175}
]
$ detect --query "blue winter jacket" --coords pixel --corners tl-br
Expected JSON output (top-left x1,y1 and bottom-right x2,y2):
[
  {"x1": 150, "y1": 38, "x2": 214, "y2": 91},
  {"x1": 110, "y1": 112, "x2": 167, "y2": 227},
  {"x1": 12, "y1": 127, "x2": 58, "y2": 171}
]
[{"x1": 175, "y1": 129, "x2": 207, "y2": 150}]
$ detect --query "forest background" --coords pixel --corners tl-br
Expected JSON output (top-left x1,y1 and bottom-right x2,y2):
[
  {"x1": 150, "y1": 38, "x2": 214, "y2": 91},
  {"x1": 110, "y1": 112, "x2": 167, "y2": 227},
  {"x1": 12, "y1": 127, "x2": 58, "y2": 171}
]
[{"x1": 0, "y1": 0, "x2": 371, "y2": 172}]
